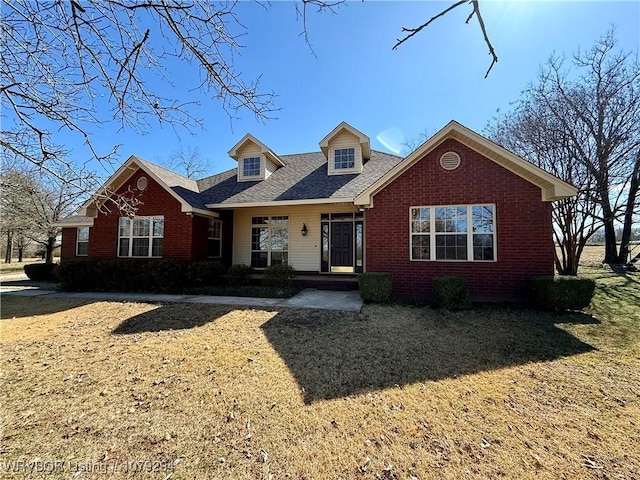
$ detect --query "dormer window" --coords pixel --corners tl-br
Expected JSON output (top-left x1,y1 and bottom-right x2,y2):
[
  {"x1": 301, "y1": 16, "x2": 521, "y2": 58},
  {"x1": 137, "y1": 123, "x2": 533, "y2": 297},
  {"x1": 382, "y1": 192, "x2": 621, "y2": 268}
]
[
  {"x1": 229, "y1": 134, "x2": 284, "y2": 182},
  {"x1": 320, "y1": 122, "x2": 370, "y2": 176},
  {"x1": 334, "y1": 148, "x2": 355, "y2": 170},
  {"x1": 243, "y1": 157, "x2": 261, "y2": 177}
]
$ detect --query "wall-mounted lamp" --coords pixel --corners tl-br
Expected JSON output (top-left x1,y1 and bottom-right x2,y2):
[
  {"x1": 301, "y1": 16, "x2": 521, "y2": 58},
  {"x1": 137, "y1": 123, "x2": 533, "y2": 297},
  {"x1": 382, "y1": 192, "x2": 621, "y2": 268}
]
[{"x1": 301, "y1": 223, "x2": 308, "y2": 236}]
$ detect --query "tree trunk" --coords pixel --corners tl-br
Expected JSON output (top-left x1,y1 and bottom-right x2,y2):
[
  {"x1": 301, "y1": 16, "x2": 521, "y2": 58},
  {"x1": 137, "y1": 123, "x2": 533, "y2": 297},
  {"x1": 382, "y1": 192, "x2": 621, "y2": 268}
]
[
  {"x1": 4, "y1": 230, "x2": 13, "y2": 263},
  {"x1": 18, "y1": 246, "x2": 24, "y2": 262},
  {"x1": 616, "y1": 160, "x2": 639, "y2": 264},
  {"x1": 602, "y1": 211, "x2": 619, "y2": 264},
  {"x1": 44, "y1": 236, "x2": 56, "y2": 264}
]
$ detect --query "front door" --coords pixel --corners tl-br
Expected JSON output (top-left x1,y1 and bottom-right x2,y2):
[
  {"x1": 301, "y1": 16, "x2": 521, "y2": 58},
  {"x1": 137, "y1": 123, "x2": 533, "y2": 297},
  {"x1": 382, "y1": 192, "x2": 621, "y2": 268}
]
[{"x1": 331, "y1": 222, "x2": 353, "y2": 272}]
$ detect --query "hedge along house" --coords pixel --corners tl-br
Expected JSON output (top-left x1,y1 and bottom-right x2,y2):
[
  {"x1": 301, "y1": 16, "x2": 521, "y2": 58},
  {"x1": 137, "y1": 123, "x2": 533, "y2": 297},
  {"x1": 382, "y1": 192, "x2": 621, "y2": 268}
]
[{"x1": 56, "y1": 121, "x2": 576, "y2": 301}]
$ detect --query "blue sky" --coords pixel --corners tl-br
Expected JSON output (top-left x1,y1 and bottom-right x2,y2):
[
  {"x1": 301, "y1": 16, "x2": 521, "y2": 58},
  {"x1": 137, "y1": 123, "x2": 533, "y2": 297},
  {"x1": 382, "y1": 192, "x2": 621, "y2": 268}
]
[{"x1": 60, "y1": 1, "x2": 640, "y2": 179}]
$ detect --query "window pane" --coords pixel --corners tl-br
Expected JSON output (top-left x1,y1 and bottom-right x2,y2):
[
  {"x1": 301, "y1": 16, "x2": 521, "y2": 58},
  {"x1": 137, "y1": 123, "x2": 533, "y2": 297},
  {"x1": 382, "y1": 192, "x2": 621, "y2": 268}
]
[
  {"x1": 77, "y1": 242, "x2": 89, "y2": 256},
  {"x1": 132, "y1": 238, "x2": 149, "y2": 257},
  {"x1": 473, "y1": 234, "x2": 494, "y2": 261},
  {"x1": 435, "y1": 234, "x2": 467, "y2": 260},
  {"x1": 435, "y1": 206, "x2": 467, "y2": 233},
  {"x1": 152, "y1": 238, "x2": 163, "y2": 257},
  {"x1": 119, "y1": 218, "x2": 130, "y2": 237},
  {"x1": 334, "y1": 148, "x2": 355, "y2": 169},
  {"x1": 321, "y1": 222, "x2": 329, "y2": 272},
  {"x1": 132, "y1": 218, "x2": 150, "y2": 236},
  {"x1": 356, "y1": 222, "x2": 363, "y2": 267},
  {"x1": 411, "y1": 207, "x2": 430, "y2": 233},
  {"x1": 208, "y1": 219, "x2": 221, "y2": 239},
  {"x1": 252, "y1": 216, "x2": 268, "y2": 225},
  {"x1": 243, "y1": 157, "x2": 260, "y2": 177},
  {"x1": 153, "y1": 217, "x2": 164, "y2": 237},
  {"x1": 252, "y1": 227, "x2": 269, "y2": 251},
  {"x1": 77, "y1": 227, "x2": 89, "y2": 242},
  {"x1": 208, "y1": 239, "x2": 221, "y2": 258},
  {"x1": 411, "y1": 235, "x2": 430, "y2": 260},
  {"x1": 330, "y1": 213, "x2": 354, "y2": 221},
  {"x1": 472, "y1": 205, "x2": 493, "y2": 233},
  {"x1": 270, "y1": 251, "x2": 288, "y2": 265},
  {"x1": 251, "y1": 252, "x2": 268, "y2": 268},
  {"x1": 118, "y1": 238, "x2": 130, "y2": 257}
]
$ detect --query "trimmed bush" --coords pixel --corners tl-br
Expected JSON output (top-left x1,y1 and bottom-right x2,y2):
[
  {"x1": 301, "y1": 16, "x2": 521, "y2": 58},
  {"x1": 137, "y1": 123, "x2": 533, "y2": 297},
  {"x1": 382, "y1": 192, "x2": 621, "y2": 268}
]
[
  {"x1": 263, "y1": 263, "x2": 297, "y2": 287},
  {"x1": 358, "y1": 272, "x2": 393, "y2": 303},
  {"x1": 529, "y1": 276, "x2": 595, "y2": 311},
  {"x1": 226, "y1": 264, "x2": 253, "y2": 286},
  {"x1": 187, "y1": 260, "x2": 227, "y2": 286},
  {"x1": 432, "y1": 276, "x2": 470, "y2": 310},
  {"x1": 146, "y1": 259, "x2": 188, "y2": 293},
  {"x1": 55, "y1": 260, "x2": 98, "y2": 291},
  {"x1": 23, "y1": 262, "x2": 58, "y2": 281}
]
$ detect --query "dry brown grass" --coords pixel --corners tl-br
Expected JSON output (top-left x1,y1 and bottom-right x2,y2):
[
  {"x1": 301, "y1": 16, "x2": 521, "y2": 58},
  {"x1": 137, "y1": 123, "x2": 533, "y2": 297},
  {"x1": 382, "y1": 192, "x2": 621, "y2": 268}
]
[{"x1": 1, "y1": 268, "x2": 639, "y2": 479}]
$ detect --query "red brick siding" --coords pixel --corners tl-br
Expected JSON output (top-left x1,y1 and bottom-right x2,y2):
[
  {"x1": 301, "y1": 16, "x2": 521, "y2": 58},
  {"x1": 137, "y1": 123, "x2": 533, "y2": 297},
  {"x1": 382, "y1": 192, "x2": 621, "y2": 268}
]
[
  {"x1": 365, "y1": 138, "x2": 554, "y2": 301},
  {"x1": 60, "y1": 227, "x2": 78, "y2": 261},
  {"x1": 61, "y1": 169, "x2": 198, "y2": 261}
]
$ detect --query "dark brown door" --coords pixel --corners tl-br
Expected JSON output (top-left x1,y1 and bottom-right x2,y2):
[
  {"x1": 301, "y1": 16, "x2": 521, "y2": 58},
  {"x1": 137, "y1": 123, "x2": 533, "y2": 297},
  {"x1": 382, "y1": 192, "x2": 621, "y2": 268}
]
[{"x1": 331, "y1": 222, "x2": 353, "y2": 267}]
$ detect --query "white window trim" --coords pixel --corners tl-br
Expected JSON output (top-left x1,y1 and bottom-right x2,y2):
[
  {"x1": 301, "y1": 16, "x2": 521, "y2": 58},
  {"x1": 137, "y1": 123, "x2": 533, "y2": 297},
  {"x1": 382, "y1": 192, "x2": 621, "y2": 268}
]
[
  {"x1": 208, "y1": 219, "x2": 222, "y2": 259},
  {"x1": 250, "y1": 216, "x2": 289, "y2": 268},
  {"x1": 76, "y1": 227, "x2": 89, "y2": 256},
  {"x1": 118, "y1": 216, "x2": 164, "y2": 258},
  {"x1": 334, "y1": 147, "x2": 356, "y2": 170},
  {"x1": 409, "y1": 204, "x2": 496, "y2": 262}
]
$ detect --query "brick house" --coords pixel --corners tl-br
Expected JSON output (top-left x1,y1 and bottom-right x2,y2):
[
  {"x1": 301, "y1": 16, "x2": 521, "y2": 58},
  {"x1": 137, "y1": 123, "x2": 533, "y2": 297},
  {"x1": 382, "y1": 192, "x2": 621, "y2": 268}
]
[{"x1": 56, "y1": 121, "x2": 576, "y2": 300}]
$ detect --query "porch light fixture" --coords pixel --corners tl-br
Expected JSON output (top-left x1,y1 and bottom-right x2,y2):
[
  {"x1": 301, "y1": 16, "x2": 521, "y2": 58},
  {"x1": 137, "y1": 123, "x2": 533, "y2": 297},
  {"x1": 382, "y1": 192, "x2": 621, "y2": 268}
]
[{"x1": 301, "y1": 223, "x2": 308, "y2": 236}]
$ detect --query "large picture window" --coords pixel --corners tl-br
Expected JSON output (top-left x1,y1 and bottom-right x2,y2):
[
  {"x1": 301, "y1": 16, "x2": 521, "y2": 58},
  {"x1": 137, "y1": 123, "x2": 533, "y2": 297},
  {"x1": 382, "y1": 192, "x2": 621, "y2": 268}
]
[
  {"x1": 118, "y1": 216, "x2": 164, "y2": 257},
  {"x1": 410, "y1": 205, "x2": 495, "y2": 262},
  {"x1": 251, "y1": 216, "x2": 288, "y2": 268},
  {"x1": 208, "y1": 219, "x2": 222, "y2": 258},
  {"x1": 76, "y1": 227, "x2": 89, "y2": 256}
]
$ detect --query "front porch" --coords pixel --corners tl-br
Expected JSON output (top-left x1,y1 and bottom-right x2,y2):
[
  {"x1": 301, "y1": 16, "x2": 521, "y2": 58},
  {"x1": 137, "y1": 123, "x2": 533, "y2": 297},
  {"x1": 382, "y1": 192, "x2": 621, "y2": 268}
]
[{"x1": 251, "y1": 272, "x2": 359, "y2": 291}]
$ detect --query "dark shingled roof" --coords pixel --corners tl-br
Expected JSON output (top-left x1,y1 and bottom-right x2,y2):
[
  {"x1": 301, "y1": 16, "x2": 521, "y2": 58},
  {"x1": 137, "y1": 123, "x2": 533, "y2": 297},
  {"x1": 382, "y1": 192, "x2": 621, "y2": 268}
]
[{"x1": 195, "y1": 150, "x2": 403, "y2": 207}]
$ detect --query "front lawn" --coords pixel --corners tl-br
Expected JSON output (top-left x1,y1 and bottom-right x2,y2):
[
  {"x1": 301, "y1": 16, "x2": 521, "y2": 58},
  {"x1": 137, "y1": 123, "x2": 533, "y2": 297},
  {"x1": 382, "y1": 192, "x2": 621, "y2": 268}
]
[{"x1": 1, "y1": 268, "x2": 638, "y2": 479}]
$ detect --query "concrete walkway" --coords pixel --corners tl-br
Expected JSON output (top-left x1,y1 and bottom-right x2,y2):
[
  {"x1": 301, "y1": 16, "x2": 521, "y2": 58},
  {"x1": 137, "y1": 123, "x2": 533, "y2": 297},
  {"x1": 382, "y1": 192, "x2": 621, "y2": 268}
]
[{"x1": 0, "y1": 279, "x2": 363, "y2": 312}]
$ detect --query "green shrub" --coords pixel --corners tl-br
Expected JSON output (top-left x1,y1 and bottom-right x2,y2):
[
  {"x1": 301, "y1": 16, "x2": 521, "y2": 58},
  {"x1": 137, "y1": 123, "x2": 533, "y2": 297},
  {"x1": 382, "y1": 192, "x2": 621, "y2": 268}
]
[
  {"x1": 529, "y1": 276, "x2": 596, "y2": 311},
  {"x1": 432, "y1": 276, "x2": 470, "y2": 310},
  {"x1": 263, "y1": 263, "x2": 297, "y2": 287},
  {"x1": 357, "y1": 272, "x2": 393, "y2": 303},
  {"x1": 55, "y1": 260, "x2": 97, "y2": 291},
  {"x1": 187, "y1": 260, "x2": 227, "y2": 286},
  {"x1": 145, "y1": 259, "x2": 188, "y2": 293},
  {"x1": 23, "y1": 263, "x2": 58, "y2": 281},
  {"x1": 226, "y1": 264, "x2": 253, "y2": 286}
]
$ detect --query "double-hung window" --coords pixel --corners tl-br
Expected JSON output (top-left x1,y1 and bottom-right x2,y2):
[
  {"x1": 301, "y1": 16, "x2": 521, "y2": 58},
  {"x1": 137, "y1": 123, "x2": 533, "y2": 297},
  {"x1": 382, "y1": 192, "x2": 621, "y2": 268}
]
[
  {"x1": 76, "y1": 227, "x2": 89, "y2": 256},
  {"x1": 118, "y1": 216, "x2": 164, "y2": 257},
  {"x1": 410, "y1": 205, "x2": 495, "y2": 261},
  {"x1": 208, "y1": 219, "x2": 222, "y2": 258},
  {"x1": 334, "y1": 148, "x2": 355, "y2": 170},
  {"x1": 251, "y1": 216, "x2": 288, "y2": 268}
]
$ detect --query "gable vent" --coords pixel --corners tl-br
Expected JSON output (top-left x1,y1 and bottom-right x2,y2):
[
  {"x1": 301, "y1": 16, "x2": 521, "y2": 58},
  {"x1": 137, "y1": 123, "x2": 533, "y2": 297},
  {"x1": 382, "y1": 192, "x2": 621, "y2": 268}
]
[{"x1": 440, "y1": 151, "x2": 461, "y2": 171}]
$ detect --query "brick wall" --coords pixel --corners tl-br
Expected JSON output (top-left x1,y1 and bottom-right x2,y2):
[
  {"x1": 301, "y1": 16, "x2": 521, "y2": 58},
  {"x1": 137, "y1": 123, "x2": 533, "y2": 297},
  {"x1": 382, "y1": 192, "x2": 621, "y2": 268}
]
[
  {"x1": 61, "y1": 169, "x2": 198, "y2": 261},
  {"x1": 365, "y1": 138, "x2": 554, "y2": 301}
]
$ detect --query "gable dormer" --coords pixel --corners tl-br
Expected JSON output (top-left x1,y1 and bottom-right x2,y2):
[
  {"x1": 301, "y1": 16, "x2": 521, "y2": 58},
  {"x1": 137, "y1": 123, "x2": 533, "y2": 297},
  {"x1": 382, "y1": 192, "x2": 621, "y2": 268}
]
[
  {"x1": 228, "y1": 134, "x2": 284, "y2": 182},
  {"x1": 320, "y1": 122, "x2": 371, "y2": 176}
]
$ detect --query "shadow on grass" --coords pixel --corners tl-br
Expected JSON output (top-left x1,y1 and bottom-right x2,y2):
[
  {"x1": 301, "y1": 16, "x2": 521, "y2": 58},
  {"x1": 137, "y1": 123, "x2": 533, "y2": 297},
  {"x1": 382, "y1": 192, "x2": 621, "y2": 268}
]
[
  {"x1": 262, "y1": 306, "x2": 598, "y2": 404},
  {"x1": 112, "y1": 303, "x2": 237, "y2": 334},
  {"x1": 0, "y1": 295, "x2": 89, "y2": 318}
]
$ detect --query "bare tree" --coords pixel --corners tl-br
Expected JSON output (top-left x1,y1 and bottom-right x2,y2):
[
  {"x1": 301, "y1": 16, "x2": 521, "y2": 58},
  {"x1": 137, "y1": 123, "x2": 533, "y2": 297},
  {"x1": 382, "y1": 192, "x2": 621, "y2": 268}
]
[
  {"x1": 487, "y1": 30, "x2": 640, "y2": 269},
  {"x1": 165, "y1": 145, "x2": 212, "y2": 179},
  {"x1": 1, "y1": 0, "x2": 278, "y2": 180},
  {"x1": 393, "y1": 0, "x2": 498, "y2": 77},
  {"x1": 0, "y1": 168, "x2": 90, "y2": 263}
]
